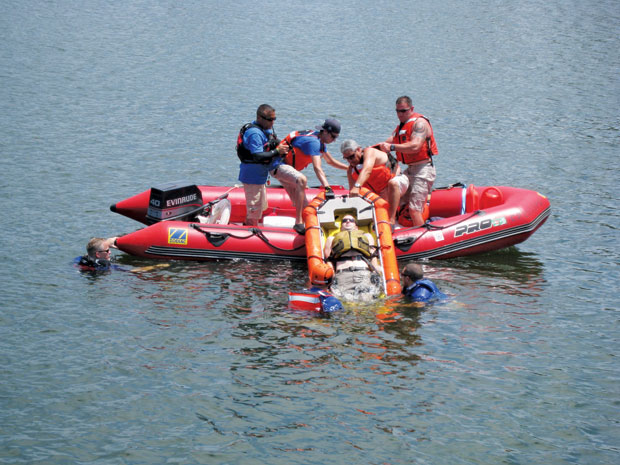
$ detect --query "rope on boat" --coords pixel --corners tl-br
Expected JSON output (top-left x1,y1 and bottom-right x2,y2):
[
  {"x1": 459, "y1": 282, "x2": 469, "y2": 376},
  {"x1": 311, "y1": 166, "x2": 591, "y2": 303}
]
[
  {"x1": 393, "y1": 210, "x2": 485, "y2": 250},
  {"x1": 251, "y1": 228, "x2": 306, "y2": 252},
  {"x1": 190, "y1": 224, "x2": 306, "y2": 253}
]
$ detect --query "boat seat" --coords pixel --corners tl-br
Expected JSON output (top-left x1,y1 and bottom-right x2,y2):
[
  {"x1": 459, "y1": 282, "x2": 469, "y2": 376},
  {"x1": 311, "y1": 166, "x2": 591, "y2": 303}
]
[
  {"x1": 465, "y1": 184, "x2": 480, "y2": 213},
  {"x1": 465, "y1": 185, "x2": 505, "y2": 212},
  {"x1": 479, "y1": 187, "x2": 504, "y2": 210}
]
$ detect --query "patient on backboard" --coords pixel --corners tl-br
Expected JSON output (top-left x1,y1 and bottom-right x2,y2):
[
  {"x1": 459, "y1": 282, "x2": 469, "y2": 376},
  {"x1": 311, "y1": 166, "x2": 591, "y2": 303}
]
[{"x1": 323, "y1": 213, "x2": 383, "y2": 302}]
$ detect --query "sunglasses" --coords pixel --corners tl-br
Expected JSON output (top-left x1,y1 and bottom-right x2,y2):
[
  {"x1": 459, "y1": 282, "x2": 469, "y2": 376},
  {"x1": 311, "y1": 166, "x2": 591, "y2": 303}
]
[
  {"x1": 329, "y1": 131, "x2": 339, "y2": 139},
  {"x1": 342, "y1": 218, "x2": 356, "y2": 223},
  {"x1": 261, "y1": 115, "x2": 276, "y2": 121},
  {"x1": 395, "y1": 108, "x2": 411, "y2": 113},
  {"x1": 98, "y1": 249, "x2": 110, "y2": 254},
  {"x1": 343, "y1": 154, "x2": 355, "y2": 160}
]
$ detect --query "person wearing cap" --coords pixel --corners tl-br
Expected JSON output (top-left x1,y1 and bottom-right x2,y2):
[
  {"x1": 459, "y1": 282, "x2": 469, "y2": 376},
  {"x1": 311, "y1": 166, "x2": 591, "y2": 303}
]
[
  {"x1": 323, "y1": 214, "x2": 383, "y2": 302},
  {"x1": 401, "y1": 263, "x2": 446, "y2": 303},
  {"x1": 377, "y1": 96, "x2": 438, "y2": 227},
  {"x1": 75, "y1": 237, "x2": 119, "y2": 271},
  {"x1": 236, "y1": 104, "x2": 290, "y2": 226},
  {"x1": 271, "y1": 118, "x2": 348, "y2": 234},
  {"x1": 340, "y1": 139, "x2": 409, "y2": 225}
]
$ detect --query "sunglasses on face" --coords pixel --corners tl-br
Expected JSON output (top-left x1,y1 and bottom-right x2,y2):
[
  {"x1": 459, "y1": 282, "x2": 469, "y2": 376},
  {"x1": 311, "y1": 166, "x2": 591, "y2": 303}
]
[
  {"x1": 342, "y1": 218, "x2": 356, "y2": 223},
  {"x1": 98, "y1": 249, "x2": 110, "y2": 254},
  {"x1": 395, "y1": 108, "x2": 411, "y2": 113},
  {"x1": 343, "y1": 154, "x2": 355, "y2": 160},
  {"x1": 261, "y1": 115, "x2": 276, "y2": 121}
]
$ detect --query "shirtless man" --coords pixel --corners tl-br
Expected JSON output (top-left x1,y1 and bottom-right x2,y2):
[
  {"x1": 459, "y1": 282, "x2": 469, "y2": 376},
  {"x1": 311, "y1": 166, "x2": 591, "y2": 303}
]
[{"x1": 340, "y1": 139, "x2": 408, "y2": 225}]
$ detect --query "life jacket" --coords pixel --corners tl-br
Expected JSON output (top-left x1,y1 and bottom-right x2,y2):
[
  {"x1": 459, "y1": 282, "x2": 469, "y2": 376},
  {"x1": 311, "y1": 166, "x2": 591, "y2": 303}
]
[
  {"x1": 281, "y1": 130, "x2": 319, "y2": 171},
  {"x1": 350, "y1": 156, "x2": 394, "y2": 194},
  {"x1": 396, "y1": 193, "x2": 431, "y2": 227},
  {"x1": 330, "y1": 230, "x2": 372, "y2": 259},
  {"x1": 236, "y1": 123, "x2": 279, "y2": 164},
  {"x1": 76, "y1": 255, "x2": 111, "y2": 271},
  {"x1": 403, "y1": 279, "x2": 444, "y2": 302},
  {"x1": 393, "y1": 113, "x2": 438, "y2": 165}
]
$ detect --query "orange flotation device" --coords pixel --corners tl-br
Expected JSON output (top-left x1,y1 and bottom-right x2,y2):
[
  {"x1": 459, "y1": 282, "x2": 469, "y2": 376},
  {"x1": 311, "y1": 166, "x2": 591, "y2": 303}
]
[
  {"x1": 302, "y1": 187, "x2": 401, "y2": 296},
  {"x1": 396, "y1": 194, "x2": 432, "y2": 227}
]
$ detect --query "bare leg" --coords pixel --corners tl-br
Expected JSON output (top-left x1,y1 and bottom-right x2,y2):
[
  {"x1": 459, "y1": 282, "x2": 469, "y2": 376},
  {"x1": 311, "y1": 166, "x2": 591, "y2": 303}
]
[
  {"x1": 294, "y1": 174, "x2": 308, "y2": 225},
  {"x1": 410, "y1": 210, "x2": 425, "y2": 227},
  {"x1": 387, "y1": 179, "x2": 401, "y2": 224}
]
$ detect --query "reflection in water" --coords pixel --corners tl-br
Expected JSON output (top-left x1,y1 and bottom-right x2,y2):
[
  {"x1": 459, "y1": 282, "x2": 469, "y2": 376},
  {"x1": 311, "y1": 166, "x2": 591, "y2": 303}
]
[
  {"x1": 439, "y1": 247, "x2": 545, "y2": 283},
  {"x1": 398, "y1": 247, "x2": 547, "y2": 305},
  {"x1": 97, "y1": 250, "x2": 554, "y2": 457}
]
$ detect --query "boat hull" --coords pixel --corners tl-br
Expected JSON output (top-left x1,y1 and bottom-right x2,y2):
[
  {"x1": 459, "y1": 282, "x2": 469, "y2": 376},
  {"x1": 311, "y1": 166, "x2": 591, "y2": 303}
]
[
  {"x1": 392, "y1": 184, "x2": 551, "y2": 260},
  {"x1": 116, "y1": 222, "x2": 307, "y2": 261},
  {"x1": 112, "y1": 184, "x2": 550, "y2": 261}
]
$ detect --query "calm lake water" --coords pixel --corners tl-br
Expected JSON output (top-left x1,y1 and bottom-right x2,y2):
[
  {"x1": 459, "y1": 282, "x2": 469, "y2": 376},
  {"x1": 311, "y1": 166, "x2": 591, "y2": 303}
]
[{"x1": 1, "y1": 0, "x2": 618, "y2": 464}]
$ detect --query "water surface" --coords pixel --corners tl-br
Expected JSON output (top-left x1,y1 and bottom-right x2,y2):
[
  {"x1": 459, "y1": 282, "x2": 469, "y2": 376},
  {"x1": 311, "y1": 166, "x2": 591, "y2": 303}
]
[{"x1": 1, "y1": 0, "x2": 618, "y2": 464}]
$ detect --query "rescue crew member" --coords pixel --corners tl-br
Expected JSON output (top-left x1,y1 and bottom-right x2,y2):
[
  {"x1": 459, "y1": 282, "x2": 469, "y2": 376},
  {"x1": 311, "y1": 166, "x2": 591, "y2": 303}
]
[
  {"x1": 323, "y1": 214, "x2": 382, "y2": 302},
  {"x1": 271, "y1": 118, "x2": 348, "y2": 234},
  {"x1": 76, "y1": 237, "x2": 118, "y2": 270},
  {"x1": 378, "y1": 96, "x2": 438, "y2": 227},
  {"x1": 401, "y1": 263, "x2": 446, "y2": 303},
  {"x1": 237, "y1": 104, "x2": 289, "y2": 226},
  {"x1": 340, "y1": 139, "x2": 408, "y2": 225}
]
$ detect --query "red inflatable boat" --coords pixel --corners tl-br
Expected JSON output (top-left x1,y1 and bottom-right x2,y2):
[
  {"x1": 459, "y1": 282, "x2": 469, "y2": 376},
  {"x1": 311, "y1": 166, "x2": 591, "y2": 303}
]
[{"x1": 110, "y1": 181, "x2": 550, "y2": 262}]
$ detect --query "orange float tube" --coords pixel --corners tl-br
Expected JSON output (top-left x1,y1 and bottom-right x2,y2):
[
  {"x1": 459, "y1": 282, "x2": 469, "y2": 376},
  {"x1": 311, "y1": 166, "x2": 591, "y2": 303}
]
[
  {"x1": 360, "y1": 189, "x2": 401, "y2": 296},
  {"x1": 302, "y1": 190, "x2": 334, "y2": 287}
]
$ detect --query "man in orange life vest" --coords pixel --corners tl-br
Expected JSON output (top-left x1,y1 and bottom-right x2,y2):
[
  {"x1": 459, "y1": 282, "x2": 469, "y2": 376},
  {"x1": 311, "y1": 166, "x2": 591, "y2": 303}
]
[
  {"x1": 271, "y1": 118, "x2": 348, "y2": 234},
  {"x1": 340, "y1": 139, "x2": 409, "y2": 225},
  {"x1": 378, "y1": 96, "x2": 438, "y2": 227}
]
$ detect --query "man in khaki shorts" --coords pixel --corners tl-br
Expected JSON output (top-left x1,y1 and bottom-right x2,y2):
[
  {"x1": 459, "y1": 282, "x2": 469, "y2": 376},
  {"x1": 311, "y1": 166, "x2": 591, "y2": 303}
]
[
  {"x1": 236, "y1": 104, "x2": 289, "y2": 226},
  {"x1": 378, "y1": 96, "x2": 438, "y2": 227},
  {"x1": 270, "y1": 118, "x2": 348, "y2": 234}
]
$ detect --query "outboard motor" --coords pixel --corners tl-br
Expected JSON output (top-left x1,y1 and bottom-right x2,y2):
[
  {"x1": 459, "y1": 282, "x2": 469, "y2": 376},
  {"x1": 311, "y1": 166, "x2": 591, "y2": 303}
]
[{"x1": 146, "y1": 181, "x2": 203, "y2": 223}]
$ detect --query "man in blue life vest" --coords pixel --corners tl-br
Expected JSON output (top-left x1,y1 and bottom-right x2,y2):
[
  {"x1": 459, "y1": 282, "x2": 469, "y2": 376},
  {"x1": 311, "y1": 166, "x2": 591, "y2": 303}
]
[
  {"x1": 401, "y1": 263, "x2": 446, "y2": 303},
  {"x1": 237, "y1": 104, "x2": 290, "y2": 226},
  {"x1": 75, "y1": 237, "x2": 119, "y2": 271}
]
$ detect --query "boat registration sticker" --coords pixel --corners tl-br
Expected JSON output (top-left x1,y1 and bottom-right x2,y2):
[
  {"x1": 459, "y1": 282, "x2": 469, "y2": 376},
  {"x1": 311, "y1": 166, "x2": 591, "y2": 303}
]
[
  {"x1": 432, "y1": 231, "x2": 445, "y2": 242},
  {"x1": 168, "y1": 227, "x2": 188, "y2": 245}
]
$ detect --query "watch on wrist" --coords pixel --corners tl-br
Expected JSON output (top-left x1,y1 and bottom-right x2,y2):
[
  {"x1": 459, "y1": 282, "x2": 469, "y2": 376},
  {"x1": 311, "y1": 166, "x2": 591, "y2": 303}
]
[
  {"x1": 390, "y1": 144, "x2": 395, "y2": 152},
  {"x1": 354, "y1": 182, "x2": 361, "y2": 188}
]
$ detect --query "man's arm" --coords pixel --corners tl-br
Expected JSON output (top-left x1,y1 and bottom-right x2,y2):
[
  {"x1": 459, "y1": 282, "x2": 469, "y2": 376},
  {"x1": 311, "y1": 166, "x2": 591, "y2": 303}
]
[
  {"x1": 323, "y1": 150, "x2": 348, "y2": 170},
  {"x1": 311, "y1": 156, "x2": 330, "y2": 188},
  {"x1": 347, "y1": 167, "x2": 356, "y2": 189},
  {"x1": 246, "y1": 131, "x2": 288, "y2": 162},
  {"x1": 348, "y1": 148, "x2": 377, "y2": 197},
  {"x1": 390, "y1": 119, "x2": 428, "y2": 153},
  {"x1": 324, "y1": 236, "x2": 334, "y2": 259}
]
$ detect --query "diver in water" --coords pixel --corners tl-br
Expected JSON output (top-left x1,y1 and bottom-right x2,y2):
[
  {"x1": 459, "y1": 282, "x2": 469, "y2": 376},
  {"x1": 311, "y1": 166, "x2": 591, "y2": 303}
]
[
  {"x1": 323, "y1": 214, "x2": 383, "y2": 302},
  {"x1": 401, "y1": 263, "x2": 446, "y2": 303},
  {"x1": 76, "y1": 237, "x2": 119, "y2": 271}
]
